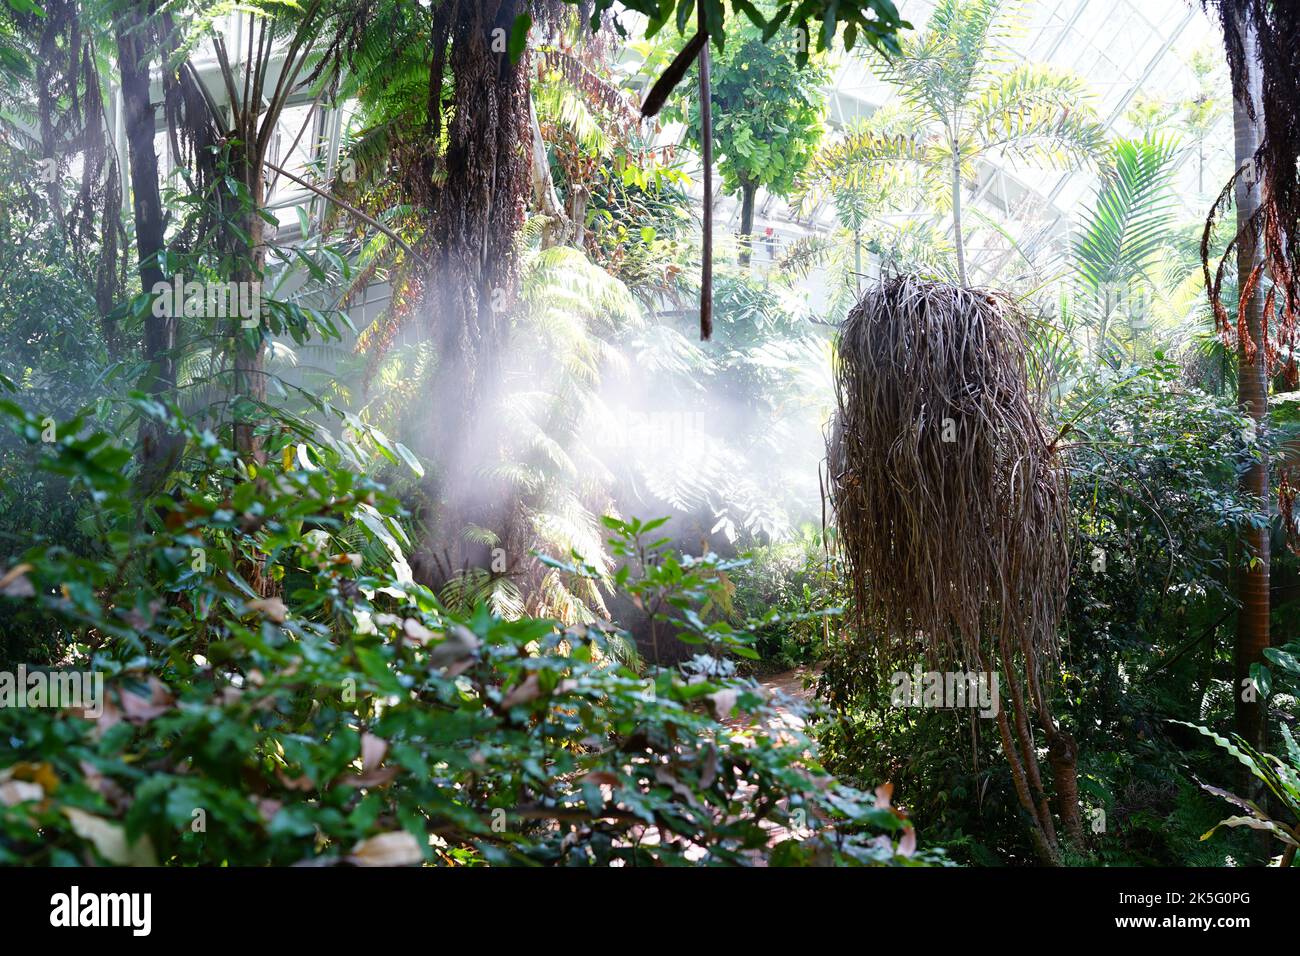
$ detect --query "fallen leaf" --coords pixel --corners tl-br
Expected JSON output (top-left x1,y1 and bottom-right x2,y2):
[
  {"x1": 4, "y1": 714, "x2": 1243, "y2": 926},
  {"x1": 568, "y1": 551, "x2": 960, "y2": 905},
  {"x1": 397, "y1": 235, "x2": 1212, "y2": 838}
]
[
  {"x1": 2, "y1": 761, "x2": 58, "y2": 794},
  {"x1": 0, "y1": 780, "x2": 43, "y2": 806},
  {"x1": 402, "y1": 618, "x2": 434, "y2": 644},
  {"x1": 707, "y1": 689, "x2": 738, "y2": 720},
  {"x1": 347, "y1": 831, "x2": 423, "y2": 866},
  {"x1": 247, "y1": 597, "x2": 288, "y2": 623},
  {"x1": 501, "y1": 673, "x2": 542, "y2": 709},
  {"x1": 219, "y1": 686, "x2": 244, "y2": 706},
  {"x1": 429, "y1": 625, "x2": 479, "y2": 668},
  {"x1": 276, "y1": 769, "x2": 315, "y2": 792},
  {"x1": 62, "y1": 807, "x2": 158, "y2": 865},
  {"x1": 118, "y1": 676, "x2": 175, "y2": 723},
  {"x1": 361, "y1": 733, "x2": 387, "y2": 772},
  {"x1": 256, "y1": 798, "x2": 283, "y2": 824},
  {"x1": 897, "y1": 825, "x2": 917, "y2": 857},
  {"x1": 699, "y1": 747, "x2": 719, "y2": 790},
  {"x1": 654, "y1": 765, "x2": 700, "y2": 807},
  {"x1": 347, "y1": 765, "x2": 399, "y2": 788},
  {"x1": 0, "y1": 563, "x2": 34, "y2": 597},
  {"x1": 0, "y1": 563, "x2": 31, "y2": 587},
  {"x1": 83, "y1": 696, "x2": 123, "y2": 738},
  {"x1": 78, "y1": 761, "x2": 127, "y2": 808},
  {"x1": 341, "y1": 733, "x2": 399, "y2": 788}
]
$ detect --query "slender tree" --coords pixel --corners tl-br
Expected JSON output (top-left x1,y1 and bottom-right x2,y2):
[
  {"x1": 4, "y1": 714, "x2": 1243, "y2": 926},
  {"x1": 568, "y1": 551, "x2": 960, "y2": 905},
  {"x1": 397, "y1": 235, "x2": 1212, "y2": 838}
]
[
  {"x1": 804, "y1": 0, "x2": 1105, "y2": 286},
  {"x1": 1228, "y1": 10, "x2": 1269, "y2": 755},
  {"x1": 112, "y1": 1, "x2": 181, "y2": 486},
  {"x1": 676, "y1": 16, "x2": 827, "y2": 267},
  {"x1": 1201, "y1": 0, "x2": 1300, "y2": 756}
]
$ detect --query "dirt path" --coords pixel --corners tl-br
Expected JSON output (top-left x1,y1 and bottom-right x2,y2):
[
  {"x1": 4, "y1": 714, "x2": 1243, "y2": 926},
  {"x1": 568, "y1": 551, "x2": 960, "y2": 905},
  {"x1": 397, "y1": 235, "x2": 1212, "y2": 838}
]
[
  {"x1": 757, "y1": 665, "x2": 819, "y2": 709},
  {"x1": 725, "y1": 664, "x2": 820, "y2": 737}
]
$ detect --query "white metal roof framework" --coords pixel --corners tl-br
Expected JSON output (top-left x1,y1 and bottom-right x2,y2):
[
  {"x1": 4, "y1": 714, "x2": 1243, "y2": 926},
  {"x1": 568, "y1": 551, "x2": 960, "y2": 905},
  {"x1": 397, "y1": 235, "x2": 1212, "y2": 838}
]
[{"x1": 73, "y1": 0, "x2": 1230, "y2": 301}]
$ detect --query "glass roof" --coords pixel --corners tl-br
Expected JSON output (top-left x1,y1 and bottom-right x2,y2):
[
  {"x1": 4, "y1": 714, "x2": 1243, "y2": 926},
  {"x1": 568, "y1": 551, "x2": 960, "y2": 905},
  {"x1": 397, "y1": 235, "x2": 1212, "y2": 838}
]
[
  {"x1": 809, "y1": 0, "x2": 1232, "y2": 285},
  {"x1": 165, "y1": 1, "x2": 1234, "y2": 294}
]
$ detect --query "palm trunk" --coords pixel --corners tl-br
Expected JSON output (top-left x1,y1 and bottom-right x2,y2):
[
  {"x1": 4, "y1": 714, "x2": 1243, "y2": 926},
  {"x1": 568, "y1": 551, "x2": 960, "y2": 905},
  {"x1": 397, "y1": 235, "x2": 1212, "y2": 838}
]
[
  {"x1": 697, "y1": 17, "x2": 713, "y2": 341},
  {"x1": 854, "y1": 226, "x2": 862, "y2": 292},
  {"x1": 231, "y1": 153, "x2": 267, "y2": 464},
  {"x1": 951, "y1": 149, "x2": 967, "y2": 286},
  {"x1": 114, "y1": 4, "x2": 180, "y2": 487},
  {"x1": 738, "y1": 180, "x2": 757, "y2": 268},
  {"x1": 1231, "y1": 10, "x2": 1270, "y2": 758}
]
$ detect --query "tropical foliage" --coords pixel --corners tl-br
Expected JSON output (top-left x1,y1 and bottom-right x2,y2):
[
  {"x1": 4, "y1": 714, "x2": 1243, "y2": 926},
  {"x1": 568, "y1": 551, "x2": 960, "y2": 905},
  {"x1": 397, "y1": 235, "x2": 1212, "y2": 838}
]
[{"x1": 0, "y1": 0, "x2": 1297, "y2": 876}]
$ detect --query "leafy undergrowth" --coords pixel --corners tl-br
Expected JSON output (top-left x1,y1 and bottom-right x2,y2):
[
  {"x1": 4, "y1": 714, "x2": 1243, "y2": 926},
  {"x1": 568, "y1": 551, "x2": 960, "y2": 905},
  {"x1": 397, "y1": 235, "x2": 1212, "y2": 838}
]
[{"x1": 0, "y1": 400, "x2": 944, "y2": 866}]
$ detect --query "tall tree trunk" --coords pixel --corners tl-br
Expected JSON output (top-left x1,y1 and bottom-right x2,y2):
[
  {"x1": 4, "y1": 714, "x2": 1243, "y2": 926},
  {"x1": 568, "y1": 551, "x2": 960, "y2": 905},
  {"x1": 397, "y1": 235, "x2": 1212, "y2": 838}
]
[
  {"x1": 114, "y1": 3, "x2": 180, "y2": 488},
  {"x1": 738, "y1": 179, "x2": 756, "y2": 268},
  {"x1": 529, "y1": 96, "x2": 566, "y2": 248},
  {"x1": 416, "y1": 0, "x2": 531, "y2": 589},
  {"x1": 1231, "y1": 10, "x2": 1270, "y2": 758},
  {"x1": 231, "y1": 152, "x2": 267, "y2": 465},
  {"x1": 697, "y1": 18, "x2": 713, "y2": 341},
  {"x1": 568, "y1": 183, "x2": 590, "y2": 247},
  {"x1": 951, "y1": 148, "x2": 967, "y2": 286}
]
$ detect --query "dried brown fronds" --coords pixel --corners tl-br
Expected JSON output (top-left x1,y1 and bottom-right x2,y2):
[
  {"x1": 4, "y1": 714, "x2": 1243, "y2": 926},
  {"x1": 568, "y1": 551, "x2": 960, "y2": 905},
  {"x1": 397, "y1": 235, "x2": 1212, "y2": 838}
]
[{"x1": 827, "y1": 274, "x2": 1079, "y2": 862}]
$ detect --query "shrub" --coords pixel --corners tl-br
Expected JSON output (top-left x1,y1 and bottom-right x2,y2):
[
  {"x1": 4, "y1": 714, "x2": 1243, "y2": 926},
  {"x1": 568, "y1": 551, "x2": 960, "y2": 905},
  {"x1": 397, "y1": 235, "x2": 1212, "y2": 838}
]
[
  {"x1": 0, "y1": 400, "x2": 943, "y2": 866},
  {"x1": 730, "y1": 528, "x2": 846, "y2": 670}
]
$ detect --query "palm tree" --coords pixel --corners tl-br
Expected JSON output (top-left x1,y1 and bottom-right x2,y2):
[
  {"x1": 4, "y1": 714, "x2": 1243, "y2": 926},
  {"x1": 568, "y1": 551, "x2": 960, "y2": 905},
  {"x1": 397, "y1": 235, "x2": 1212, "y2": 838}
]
[
  {"x1": 805, "y1": 0, "x2": 1106, "y2": 286},
  {"x1": 793, "y1": 104, "x2": 954, "y2": 311},
  {"x1": 1229, "y1": 9, "x2": 1270, "y2": 759},
  {"x1": 1072, "y1": 136, "x2": 1181, "y2": 365}
]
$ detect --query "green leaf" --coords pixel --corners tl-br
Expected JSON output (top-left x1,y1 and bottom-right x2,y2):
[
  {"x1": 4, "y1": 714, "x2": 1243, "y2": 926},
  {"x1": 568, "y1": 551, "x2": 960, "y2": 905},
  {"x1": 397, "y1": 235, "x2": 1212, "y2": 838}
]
[
  {"x1": 1250, "y1": 662, "x2": 1271, "y2": 700},
  {"x1": 1263, "y1": 647, "x2": 1300, "y2": 676},
  {"x1": 508, "y1": 13, "x2": 532, "y2": 63}
]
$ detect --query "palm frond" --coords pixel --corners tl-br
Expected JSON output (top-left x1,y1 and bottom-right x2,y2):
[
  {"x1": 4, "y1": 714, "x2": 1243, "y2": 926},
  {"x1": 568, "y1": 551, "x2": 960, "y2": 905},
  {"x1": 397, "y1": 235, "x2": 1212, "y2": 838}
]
[{"x1": 1074, "y1": 136, "x2": 1180, "y2": 292}]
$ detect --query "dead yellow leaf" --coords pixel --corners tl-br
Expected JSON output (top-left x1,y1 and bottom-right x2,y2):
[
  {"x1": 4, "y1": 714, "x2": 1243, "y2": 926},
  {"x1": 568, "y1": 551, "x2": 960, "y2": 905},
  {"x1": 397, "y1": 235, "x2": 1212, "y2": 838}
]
[
  {"x1": 2, "y1": 761, "x2": 58, "y2": 794},
  {"x1": 62, "y1": 807, "x2": 158, "y2": 866},
  {"x1": 247, "y1": 597, "x2": 288, "y2": 623},
  {"x1": 347, "y1": 831, "x2": 423, "y2": 866}
]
